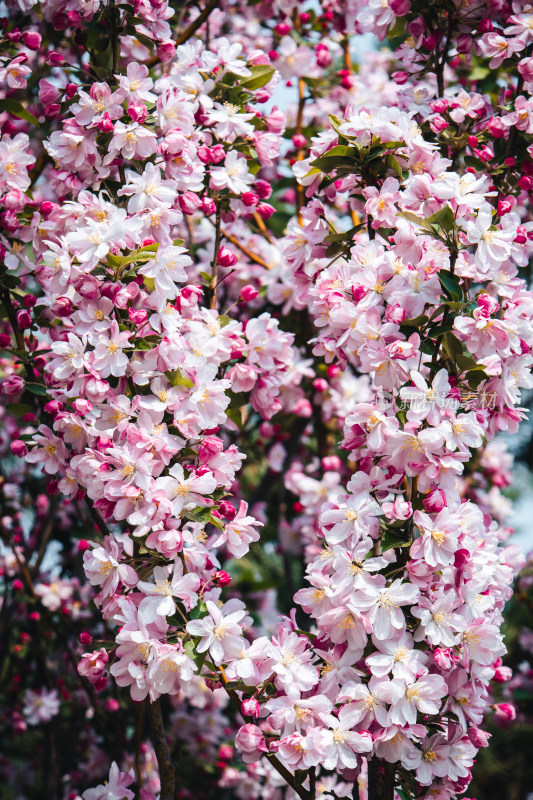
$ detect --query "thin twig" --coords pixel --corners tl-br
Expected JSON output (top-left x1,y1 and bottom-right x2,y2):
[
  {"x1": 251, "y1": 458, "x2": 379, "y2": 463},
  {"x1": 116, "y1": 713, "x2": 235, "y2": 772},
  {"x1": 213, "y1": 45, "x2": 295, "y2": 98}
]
[{"x1": 147, "y1": 699, "x2": 175, "y2": 800}]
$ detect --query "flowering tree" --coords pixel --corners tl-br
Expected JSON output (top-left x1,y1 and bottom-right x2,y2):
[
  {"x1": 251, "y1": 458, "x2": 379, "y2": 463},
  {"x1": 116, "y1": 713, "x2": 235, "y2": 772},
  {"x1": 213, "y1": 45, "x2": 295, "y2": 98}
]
[{"x1": 1, "y1": 0, "x2": 533, "y2": 798}]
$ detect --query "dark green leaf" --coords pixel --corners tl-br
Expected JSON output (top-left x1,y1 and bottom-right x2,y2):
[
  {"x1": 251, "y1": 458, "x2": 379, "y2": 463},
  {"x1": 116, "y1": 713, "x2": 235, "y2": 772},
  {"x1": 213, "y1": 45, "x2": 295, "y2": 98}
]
[
  {"x1": 239, "y1": 65, "x2": 276, "y2": 91},
  {"x1": 0, "y1": 99, "x2": 38, "y2": 126}
]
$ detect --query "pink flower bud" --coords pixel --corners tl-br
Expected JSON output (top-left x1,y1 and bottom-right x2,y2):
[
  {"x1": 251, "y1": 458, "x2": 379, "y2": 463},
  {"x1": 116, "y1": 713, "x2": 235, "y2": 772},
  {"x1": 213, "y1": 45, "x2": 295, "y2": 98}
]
[
  {"x1": 79, "y1": 632, "x2": 93, "y2": 645},
  {"x1": 321, "y1": 455, "x2": 342, "y2": 471},
  {"x1": 198, "y1": 436, "x2": 223, "y2": 459},
  {"x1": 72, "y1": 398, "x2": 93, "y2": 415},
  {"x1": 21, "y1": 31, "x2": 42, "y2": 49},
  {"x1": 44, "y1": 400, "x2": 63, "y2": 415},
  {"x1": 218, "y1": 246, "x2": 238, "y2": 267},
  {"x1": 456, "y1": 33, "x2": 472, "y2": 54},
  {"x1": 255, "y1": 180, "x2": 272, "y2": 200},
  {"x1": 390, "y1": 0, "x2": 410, "y2": 12},
  {"x1": 44, "y1": 104, "x2": 61, "y2": 119},
  {"x1": 340, "y1": 75, "x2": 355, "y2": 89},
  {"x1": 51, "y1": 296, "x2": 74, "y2": 317},
  {"x1": 497, "y1": 197, "x2": 514, "y2": 216},
  {"x1": 256, "y1": 202, "x2": 275, "y2": 220},
  {"x1": 385, "y1": 303, "x2": 405, "y2": 324},
  {"x1": 430, "y1": 115, "x2": 449, "y2": 132},
  {"x1": 493, "y1": 703, "x2": 516, "y2": 721},
  {"x1": 157, "y1": 40, "x2": 176, "y2": 62},
  {"x1": 65, "y1": 83, "x2": 78, "y2": 99},
  {"x1": 423, "y1": 487, "x2": 446, "y2": 512},
  {"x1": 128, "y1": 307, "x2": 148, "y2": 325},
  {"x1": 218, "y1": 744, "x2": 234, "y2": 760},
  {"x1": 16, "y1": 309, "x2": 32, "y2": 330},
  {"x1": 105, "y1": 698, "x2": 120, "y2": 712},
  {"x1": 454, "y1": 549, "x2": 470, "y2": 569},
  {"x1": 316, "y1": 47, "x2": 332, "y2": 68},
  {"x1": 12, "y1": 579, "x2": 24, "y2": 592},
  {"x1": 477, "y1": 293, "x2": 499, "y2": 316},
  {"x1": 493, "y1": 666, "x2": 512, "y2": 683},
  {"x1": 327, "y1": 364, "x2": 340, "y2": 379},
  {"x1": 39, "y1": 79, "x2": 61, "y2": 106},
  {"x1": 241, "y1": 698, "x2": 261, "y2": 718},
  {"x1": 254, "y1": 89, "x2": 270, "y2": 103},
  {"x1": 468, "y1": 726, "x2": 491, "y2": 747},
  {"x1": 292, "y1": 133, "x2": 307, "y2": 149},
  {"x1": 0, "y1": 333, "x2": 11, "y2": 347},
  {"x1": 486, "y1": 116, "x2": 506, "y2": 138},
  {"x1": 197, "y1": 145, "x2": 212, "y2": 164},
  {"x1": 4, "y1": 189, "x2": 26, "y2": 210},
  {"x1": 274, "y1": 23, "x2": 291, "y2": 35},
  {"x1": 515, "y1": 225, "x2": 528, "y2": 244},
  {"x1": 97, "y1": 114, "x2": 114, "y2": 133},
  {"x1": 235, "y1": 724, "x2": 267, "y2": 763},
  {"x1": 22, "y1": 294, "x2": 37, "y2": 309},
  {"x1": 11, "y1": 440, "x2": 28, "y2": 457},
  {"x1": 46, "y1": 50, "x2": 65, "y2": 67},
  {"x1": 202, "y1": 197, "x2": 216, "y2": 215},
  {"x1": 518, "y1": 176, "x2": 533, "y2": 191},
  {"x1": 313, "y1": 378, "x2": 329, "y2": 392},
  {"x1": 216, "y1": 504, "x2": 237, "y2": 525},
  {"x1": 1, "y1": 375, "x2": 25, "y2": 396},
  {"x1": 241, "y1": 191, "x2": 259, "y2": 207},
  {"x1": 212, "y1": 570, "x2": 232, "y2": 587},
  {"x1": 478, "y1": 18, "x2": 493, "y2": 33},
  {"x1": 46, "y1": 480, "x2": 59, "y2": 496},
  {"x1": 433, "y1": 648, "x2": 453, "y2": 669},
  {"x1": 293, "y1": 398, "x2": 313, "y2": 417},
  {"x1": 74, "y1": 274, "x2": 99, "y2": 299},
  {"x1": 240, "y1": 285, "x2": 258, "y2": 302},
  {"x1": 392, "y1": 70, "x2": 409, "y2": 85},
  {"x1": 179, "y1": 191, "x2": 202, "y2": 215},
  {"x1": 40, "y1": 200, "x2": 56, "y2": 217},
  {"x1": 211, "y1": 144, "x2": 225, "y2": 164}
]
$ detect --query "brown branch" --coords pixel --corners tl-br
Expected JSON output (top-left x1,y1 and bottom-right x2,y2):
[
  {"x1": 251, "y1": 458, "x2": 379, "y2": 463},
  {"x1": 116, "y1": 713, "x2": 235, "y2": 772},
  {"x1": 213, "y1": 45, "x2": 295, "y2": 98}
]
[
  {"x1": 220, "y1": 227, "x2": 271, "y2": 270},
  {"x1": 175, "y1": 0, "x2": 219, "y2": 46},
  {"x1": 147, "y1": 699, "x2": 175, "y2": 800}
]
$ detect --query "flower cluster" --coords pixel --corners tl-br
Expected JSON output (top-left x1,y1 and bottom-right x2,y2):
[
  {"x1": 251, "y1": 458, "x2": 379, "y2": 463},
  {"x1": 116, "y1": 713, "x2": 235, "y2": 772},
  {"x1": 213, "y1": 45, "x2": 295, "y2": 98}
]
[{"x1": 1, "y1": 1, "x2": 533, "y2": 799}]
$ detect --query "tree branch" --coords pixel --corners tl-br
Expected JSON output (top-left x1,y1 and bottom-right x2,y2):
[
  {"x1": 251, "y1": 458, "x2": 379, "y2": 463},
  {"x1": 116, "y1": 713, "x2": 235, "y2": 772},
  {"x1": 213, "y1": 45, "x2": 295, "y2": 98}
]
[{"x1": 147, "y1": 699, "x2": 175, "y2": 800}]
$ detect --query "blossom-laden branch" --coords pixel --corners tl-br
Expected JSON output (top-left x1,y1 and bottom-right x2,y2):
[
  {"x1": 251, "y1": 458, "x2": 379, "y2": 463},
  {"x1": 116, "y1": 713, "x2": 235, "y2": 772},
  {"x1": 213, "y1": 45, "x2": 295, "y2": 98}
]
[{"x1": 0, "y1": 1, "x2": 532, "y2": 800}]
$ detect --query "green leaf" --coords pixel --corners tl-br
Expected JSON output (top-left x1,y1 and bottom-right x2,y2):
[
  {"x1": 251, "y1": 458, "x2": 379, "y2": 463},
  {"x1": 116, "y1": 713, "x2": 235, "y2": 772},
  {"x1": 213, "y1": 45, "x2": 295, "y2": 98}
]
[
  {"x1": 381, "y1": 528, "x2": 411, "y2": 552},
  {"x1": 135, "y1": 336, "x2": 159, "y2": 350},
  {"x1": 456, "y1": 354, "x2": 479, "y2": 371},
  {"x1": 189, "y1": 601, "x2": 207, "y2": 621},
  {"x1": 438, "y1": 271, "x2": 462, "y2": 301},
  {"x1": 240, "y1": 64, "x2": 276, "y2": 91},
  {"x1": 218, "y1": 314, "x2": 231, "y2": 328},
  {"x1": 466, "y1": 369, "x2": 487, "y2": 389},
  {"x1": 25, "y1": 382, "x2": 48, "y2": 397},
  {"x1": 165, "y1": 369, "x2": 194, "y2": 388},
  {"x1": 386, "y1": 153, "x2": 403, "y2": 179},
  {"x1": 402, "y1": 315, "x2": 428, "y2": 327},
  {"x1": 443, "y1": 332, "x2": 464, "y2": 358},
  {"x1": 6, "y1": 402, "x2": 34, "y2": 417},
  {"x1": 183, "y1": 506, "x2": 213, "y2": 524},
  {"x1": 0, "y1": 99, "x2": 38, "y2": 126},
  {"x1": 425, "y1": 205, "x2": 457, "y2": 234},
  {"x1": 311, "y1": 145, "x2": 356, "y2": 171}
]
